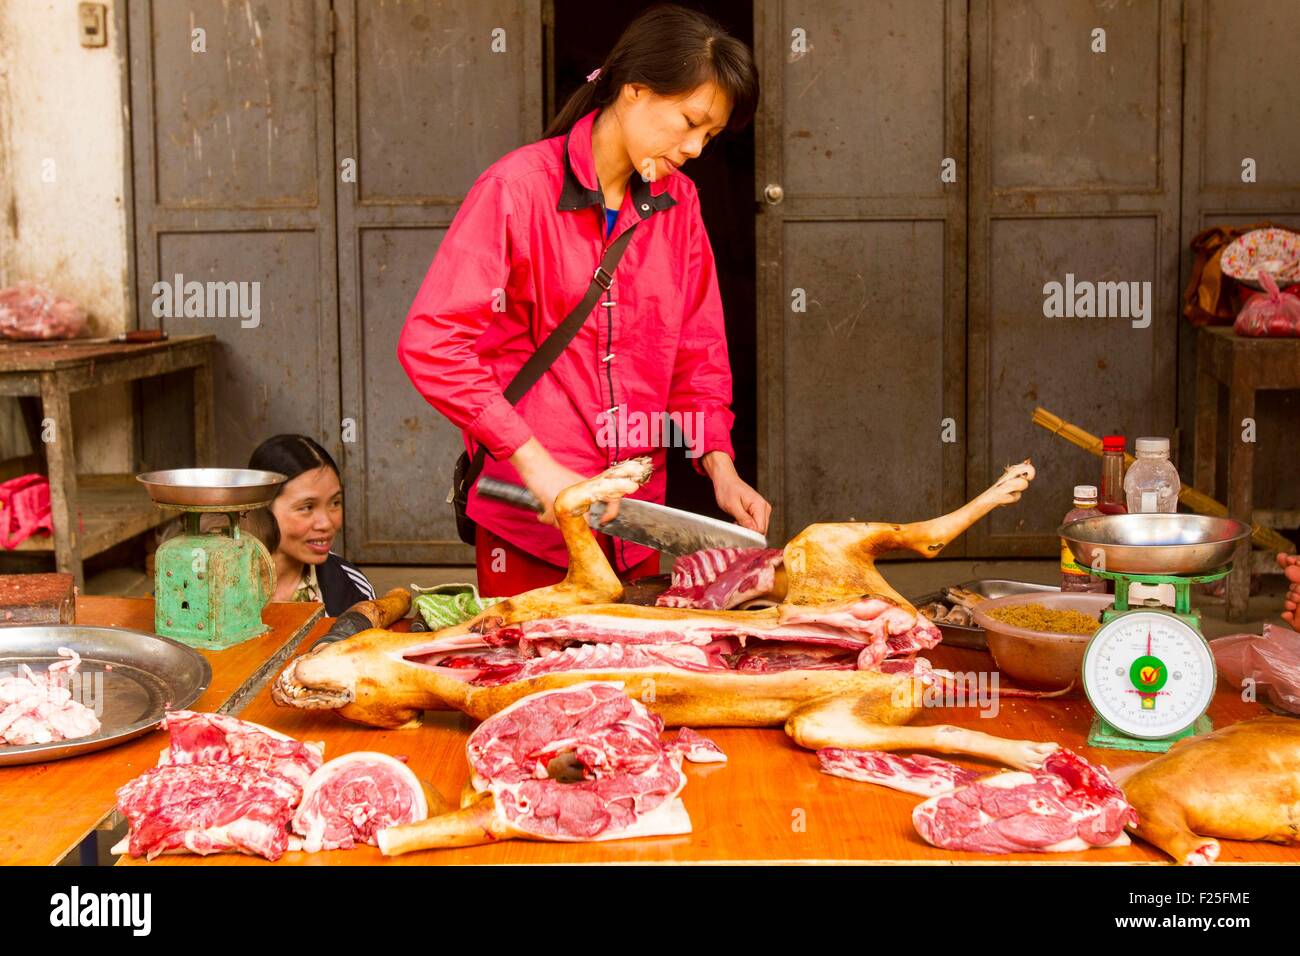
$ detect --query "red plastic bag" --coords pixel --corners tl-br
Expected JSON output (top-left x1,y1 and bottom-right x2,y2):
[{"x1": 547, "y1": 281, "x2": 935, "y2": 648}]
[
  {"x1": 0, "y1": 282, "x2": 89, "y2": 340},
  {"x1": 1233, "y1": 272, "x2": 1300, "y2": 337},
  {"x1": 1212, "y1": 622, "x2": 1300, "y2": 714},
  {"x1": 0, "y1": 474, "x2": 54, "y2": 549}
]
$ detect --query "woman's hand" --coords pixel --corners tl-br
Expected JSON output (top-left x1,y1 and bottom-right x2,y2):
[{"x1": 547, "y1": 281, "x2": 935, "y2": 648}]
[
  {"x1": 702, "y1": 451, "x2": 771, "y2": 534},
  {"x1": 509, "y1": 438, "x2": 586, "y2": 526}
]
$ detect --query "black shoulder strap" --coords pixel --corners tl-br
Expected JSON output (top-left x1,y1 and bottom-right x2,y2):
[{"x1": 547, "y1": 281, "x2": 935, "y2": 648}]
[{"x1": 465, "y1": 223, "x2": 638, "y2": 483}]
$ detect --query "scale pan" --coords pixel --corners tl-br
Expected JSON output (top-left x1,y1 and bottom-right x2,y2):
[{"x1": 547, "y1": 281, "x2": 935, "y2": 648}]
[
  {"x1": 136, "y1": 468, "x2": 287, "y2": 509},
  {"x1": 1058, "y1": 514, "x2": 1251, "y2": 576}
]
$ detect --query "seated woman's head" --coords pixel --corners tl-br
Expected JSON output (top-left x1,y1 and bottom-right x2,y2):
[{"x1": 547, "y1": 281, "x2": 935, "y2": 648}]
[{"x1": 248, "y1": 434, "x2": 342, "y2": 567}]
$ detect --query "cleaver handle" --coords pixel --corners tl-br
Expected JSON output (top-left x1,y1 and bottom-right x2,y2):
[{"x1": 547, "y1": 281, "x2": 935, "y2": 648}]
[{"x1": 477, "y1": 477, "x2": 544, "y2": 513}]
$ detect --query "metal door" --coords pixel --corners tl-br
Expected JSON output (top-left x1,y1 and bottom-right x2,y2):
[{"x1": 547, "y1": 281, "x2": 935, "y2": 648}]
[
  {"x1": 334, "y1": 0, "x2": 544, "y2": 564},
  {"x1": 966, "y1": 0, "x2": 1184, "y2": 555},
  {"x1": 129, "y1": 0, "x2": 341, "y2": 471},
  {"x1": 755, "y1": 0, "x2": 969, "y2": 543}
]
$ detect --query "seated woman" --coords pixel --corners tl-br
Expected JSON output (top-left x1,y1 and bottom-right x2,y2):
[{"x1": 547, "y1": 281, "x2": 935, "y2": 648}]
[{"x1": 247, "y1": 434, "x2": 375, "y2": 615}]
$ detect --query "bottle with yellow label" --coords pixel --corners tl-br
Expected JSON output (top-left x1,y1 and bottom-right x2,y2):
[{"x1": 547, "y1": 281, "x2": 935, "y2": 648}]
[{"x1": 1061, "y1": 485, "x2": 1105, "y2": 593}]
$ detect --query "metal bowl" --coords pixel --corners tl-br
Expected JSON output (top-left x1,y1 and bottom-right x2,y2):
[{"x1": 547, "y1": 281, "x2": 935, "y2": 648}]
[
  {"x1": 1058, "y1": 514, "x2": 1251, "y2": 576},
  {"x1": 972, "y1": 592, "x2": 1110, "y2": 691},
  {"x1": 136, "y1": 468, "x2": 287, "y2": 509}
]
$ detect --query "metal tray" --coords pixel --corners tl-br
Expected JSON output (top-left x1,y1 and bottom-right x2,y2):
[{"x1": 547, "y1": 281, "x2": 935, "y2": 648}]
[
  {"x1": 0, "y1": 626, "x2": 210, "y2": 766},
  {"x1": 910, "y1": 579, "x2": 1060, "y2": 650},
  {"x1": 136, "y1": 468, "x2": 286, "y2": 510},
  {"x1": 1058, "y1": 514, "x2": 1251, "y2": 575}
]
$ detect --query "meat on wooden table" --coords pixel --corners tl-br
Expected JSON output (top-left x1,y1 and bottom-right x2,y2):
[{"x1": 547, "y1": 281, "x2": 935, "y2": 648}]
[{"x1": 275, "y1": 457, "x2": 1055, "y2": 769}]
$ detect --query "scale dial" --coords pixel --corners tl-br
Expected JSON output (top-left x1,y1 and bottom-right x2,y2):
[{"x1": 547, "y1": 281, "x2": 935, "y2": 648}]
[{"x1": 1082, "y1": 610, "x2": 1215, "y2": 740}]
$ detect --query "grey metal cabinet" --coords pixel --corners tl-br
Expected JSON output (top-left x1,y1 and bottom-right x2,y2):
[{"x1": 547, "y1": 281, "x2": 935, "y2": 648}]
[
  {"x1": 333, "y1": 0, "x2": 543, "y2": 564},
  {"x1": 755, "y1": 0, "x2": 969, "y2": 544}
]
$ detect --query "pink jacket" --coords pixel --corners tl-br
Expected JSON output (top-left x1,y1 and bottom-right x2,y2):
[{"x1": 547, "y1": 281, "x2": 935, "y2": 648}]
[{"x1": 397, "y1": 109, "x2": 735, "y2": 569}]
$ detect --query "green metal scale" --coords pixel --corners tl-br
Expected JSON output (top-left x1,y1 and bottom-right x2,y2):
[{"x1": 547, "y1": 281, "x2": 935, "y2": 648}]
[
  {"x1": 1059, "y1": 514, "x2": 1252, "y2": 755},
  {"x1": 138, "y1": 469, "x2": 285, "y2": 650}
]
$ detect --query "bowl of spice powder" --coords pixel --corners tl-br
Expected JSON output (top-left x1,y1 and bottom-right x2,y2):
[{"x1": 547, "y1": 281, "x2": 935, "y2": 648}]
[{"x1": 971, "y1": 593, "x2": 1112, "y2": 691}]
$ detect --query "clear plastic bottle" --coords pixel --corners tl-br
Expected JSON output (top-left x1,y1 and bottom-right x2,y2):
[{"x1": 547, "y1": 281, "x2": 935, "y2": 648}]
[
  {"x1": 1061, "y1": 485, "x2": 1106, "y2": 592},
  {"x1": 1098, "y1": 434, "x2": 1128, "y2": 515},
  {"x1": 1123, "y1": 437, "x2": 1181, "y2": 514}
]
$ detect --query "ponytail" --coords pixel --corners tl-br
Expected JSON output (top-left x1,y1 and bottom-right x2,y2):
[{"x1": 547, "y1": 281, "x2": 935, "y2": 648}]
[{"x1": 542, "y1": 3, "x2": 758, "y2": 140}]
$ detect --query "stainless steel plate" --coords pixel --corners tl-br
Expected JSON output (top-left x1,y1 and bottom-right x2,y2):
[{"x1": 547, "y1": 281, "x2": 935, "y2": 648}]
[
  {"x1": 136, "y1": 468, "x2": 287, "y2": 509},
  {"x1": 0, "y1": 626, "x2": 210, "y2": 766},
  {"x1": 1058, "y1": 514, "x2": 1251, "y2": 575}
]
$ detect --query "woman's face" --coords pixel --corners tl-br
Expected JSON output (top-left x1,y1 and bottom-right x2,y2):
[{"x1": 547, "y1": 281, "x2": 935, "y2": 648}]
[
  {"x1": 270, "y1": 466, "x2": 343, "y2": 566},
  {"x1": 617, "y1": 80, "x2": 732, "y2": 184}
]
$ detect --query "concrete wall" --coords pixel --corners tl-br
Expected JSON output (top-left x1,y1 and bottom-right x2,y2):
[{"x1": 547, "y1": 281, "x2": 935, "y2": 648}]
[{"x1": 0, "y1": 0, "x2": 133, "y2": 472}]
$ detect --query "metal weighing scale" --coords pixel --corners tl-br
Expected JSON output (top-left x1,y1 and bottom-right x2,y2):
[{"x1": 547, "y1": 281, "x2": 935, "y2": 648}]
[
  {"x1": 137, "y1": 468, "x2": 286, "y2": 649},
  {"x1": 1059, "y1": 513, "x2": 1252, "y2": 753}
]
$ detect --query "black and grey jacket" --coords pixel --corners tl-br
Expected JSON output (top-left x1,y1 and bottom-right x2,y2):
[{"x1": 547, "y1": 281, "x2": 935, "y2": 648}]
[{"x1": 317, "y1": 552, "x2": 376, "y2": 616}]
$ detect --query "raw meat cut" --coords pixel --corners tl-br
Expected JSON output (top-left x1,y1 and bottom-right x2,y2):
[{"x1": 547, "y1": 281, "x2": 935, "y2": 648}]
[
  {"x1": 116, "y1": 762, "x2": 302, "y2": 861},
  {"x1": 818, "y1": 749, "x2": 980, "y2": 797},
  {"x1": 114, "y1": 712, "x2": 324, "y2": 862},
  {"x1": 0, "y1": 282, "x2": 88, "y2": 340},
  {"x1": 657, "y1": 547, "x2": 784, "y2": 609},
  {"x1": 0, "y1": 648, "x2": 101, "y2": 746},
  {"x1": 673, "y1": 727, "x2": 726, "y2": 764},
  {"x1": 160, "y1": 710, "x2": 323, "y2": 787},
  {"x1": 277, "y1": 458, "x2": 1057, "y2": 772},
  {"x1": 291, "y1": 752, "x2": 431, "y2": 852},
  {"x1": 1115, "y1": 716, "x2": 1300, "y2": 864},
  {"x1": 911, "y1": 750, "x2": 1136, "y2": 854},
  {"x1": 378, "y1": 682, "x2": 693, "y2": 855}
]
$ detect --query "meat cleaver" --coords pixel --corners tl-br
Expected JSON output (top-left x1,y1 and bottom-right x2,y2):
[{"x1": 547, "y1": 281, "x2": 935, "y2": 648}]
[{"x1": 476, "y1": 477, "x2": 766, "y2": 556}]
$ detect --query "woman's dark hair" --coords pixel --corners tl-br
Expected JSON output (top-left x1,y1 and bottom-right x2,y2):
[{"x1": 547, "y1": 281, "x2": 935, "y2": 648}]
[
  {"x1": 245, "y1": 435, "x2": 341, "y2": 555},
  {"x1": 543, "y1": 4, "x2": 759, "y2": 140},
  {"x1": 249, "y1": 434, "x2": 340, "y2": 485}
]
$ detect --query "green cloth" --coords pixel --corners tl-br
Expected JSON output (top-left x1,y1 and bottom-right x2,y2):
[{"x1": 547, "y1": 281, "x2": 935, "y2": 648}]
[{"x1": 411, "y1": 582, "x2": 504, "y2": 630}]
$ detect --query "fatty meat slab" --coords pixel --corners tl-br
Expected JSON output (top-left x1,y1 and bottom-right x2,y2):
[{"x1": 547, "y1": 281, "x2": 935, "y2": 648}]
[
  {"x1": 819, "y1": 749, "x2": 1136, "y2": 854},
  {"x1": 293, "y1": 752, "x2": 440, "y2": 852},
  {"x1": 276, "y1": 458, "x2": 1057, "y2": 770},
  {"x1": 0, "y1": 648, "x2": 100, "y2": 746},
  {"x1": 378, "y1": 682, "x2": 706, "y2": 855},
  {"x1": 116, "y1": 711, "x2": 323, "y2": 861}
]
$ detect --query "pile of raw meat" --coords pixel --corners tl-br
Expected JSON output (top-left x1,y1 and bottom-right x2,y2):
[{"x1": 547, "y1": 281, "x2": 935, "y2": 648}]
[
  {"x1": 819, "y1": 747, "x2": 1137, "y2": 854},
  {"x1": 0, "y1": 282, "x2": 89, "y2": 340},
  {"x1": 0, "y1": 648, "x2": 101, "y2": 746},
  {"x1": 115, "y1": 711, "x2": 429, "y2": 861},
  {"x1": 466, "y1": 682, "x2": 723, "y2": 842}
]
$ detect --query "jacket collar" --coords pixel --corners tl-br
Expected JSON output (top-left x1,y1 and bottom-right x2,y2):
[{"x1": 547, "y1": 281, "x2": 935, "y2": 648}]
[{"x1": 557, "y1": 110, "x2": 678, "y2": 221}]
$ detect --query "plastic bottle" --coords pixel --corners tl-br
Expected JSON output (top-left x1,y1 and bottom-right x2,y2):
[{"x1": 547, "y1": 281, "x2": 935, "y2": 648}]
[
  {"x1": 1124, "y1": 437, "x2": 1181, "y2": 514},
  {"x1": 1061, "y1": 485, "x2": 1106, "y2": 593},
  {"x1": 1098, "y1": 435, "x2": 1128, "y2": 515}
]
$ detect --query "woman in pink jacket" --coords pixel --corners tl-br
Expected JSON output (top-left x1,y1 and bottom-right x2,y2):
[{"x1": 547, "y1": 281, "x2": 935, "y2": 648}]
[{"x1": 398, "y1": 5, "x2": 769, "y2": 597}]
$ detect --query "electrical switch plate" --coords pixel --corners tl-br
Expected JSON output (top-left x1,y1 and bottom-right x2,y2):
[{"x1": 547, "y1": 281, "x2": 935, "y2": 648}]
[{"x1": 78, "y1": 3, "x2": 107, "y2": 48}]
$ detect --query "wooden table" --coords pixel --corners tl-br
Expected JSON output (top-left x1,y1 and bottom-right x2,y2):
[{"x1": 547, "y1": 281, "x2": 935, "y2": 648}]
[
  {"x1": 0, "y1": 596, "x2": 321, "y2": 866},
  {"x1": 122, "y1": 633, "x2": 1300, "y2": 866},
  {"x1": 0, "y1": 335, "x2": 215, "y2": 587},
  {"x1": 1194, "y1": 324, "x2": 1300, "y2": 620}
]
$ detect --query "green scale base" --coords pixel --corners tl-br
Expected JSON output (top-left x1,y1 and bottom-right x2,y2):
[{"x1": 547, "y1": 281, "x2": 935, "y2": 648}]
[{"x1": 1088, "y1": 714, "x2": 1213, "y2": 753}]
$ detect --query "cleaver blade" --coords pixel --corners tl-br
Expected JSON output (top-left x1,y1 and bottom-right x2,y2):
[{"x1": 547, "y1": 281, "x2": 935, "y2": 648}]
[{"x1": 475, "y1": 477, "x2": 767, "y2": 556}]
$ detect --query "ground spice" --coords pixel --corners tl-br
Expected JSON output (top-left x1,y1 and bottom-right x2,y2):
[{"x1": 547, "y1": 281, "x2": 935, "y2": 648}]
[{"x1": 987, "y1": 603, "x2": 1100, "y2": 635}]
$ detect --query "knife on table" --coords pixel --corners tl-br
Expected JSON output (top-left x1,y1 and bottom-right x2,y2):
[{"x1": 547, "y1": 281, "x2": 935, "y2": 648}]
[{"x1": 476, "y1": 477, "x2": 766, "y2": 556}]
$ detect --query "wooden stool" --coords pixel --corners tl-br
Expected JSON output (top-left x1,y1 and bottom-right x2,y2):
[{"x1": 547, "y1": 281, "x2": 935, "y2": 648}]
[{"x1": 1193, "y1": 325, "x2": 1300, "y2": 620}]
